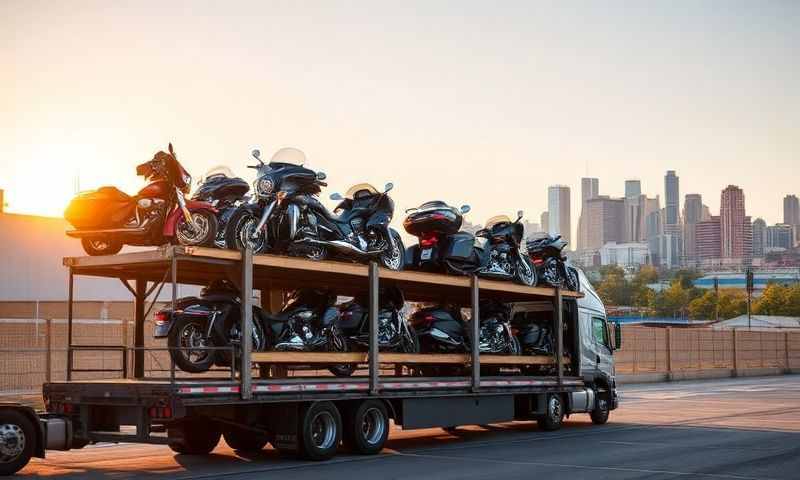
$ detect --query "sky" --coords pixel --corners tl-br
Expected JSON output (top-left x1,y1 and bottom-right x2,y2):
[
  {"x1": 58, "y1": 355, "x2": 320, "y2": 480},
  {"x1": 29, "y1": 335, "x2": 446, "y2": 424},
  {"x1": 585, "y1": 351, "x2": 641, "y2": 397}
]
[{"x1": 2, "y1": 1, "x2": 798, "y2": 244}]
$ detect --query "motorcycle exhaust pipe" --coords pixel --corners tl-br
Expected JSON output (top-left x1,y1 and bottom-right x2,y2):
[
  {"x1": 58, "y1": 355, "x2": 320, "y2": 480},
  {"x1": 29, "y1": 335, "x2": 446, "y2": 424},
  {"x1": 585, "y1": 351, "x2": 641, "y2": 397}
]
[
  {"x1": 66, "y1": 218, "x2": 151, "y2": 237},
  {"x1": 295, "y1": 237, "x2": 383, "y2": 257}
]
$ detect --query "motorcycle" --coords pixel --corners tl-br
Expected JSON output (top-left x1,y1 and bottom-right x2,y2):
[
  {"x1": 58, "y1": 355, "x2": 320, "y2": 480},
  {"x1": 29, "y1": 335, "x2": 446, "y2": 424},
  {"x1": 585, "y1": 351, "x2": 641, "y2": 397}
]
[
  {"x1": 191, "y1": 166, "x2": 250, "y2": 248},
  {"x1": 65, "y1": 144, "x2": 218, "y2": 256},
  {"x1": 525, "y1": 234, "x2": 579, "y2": 290},
  {"x1": 510, "y1": 306, "x2": 556, "y2": 375},
  {"x1": 227, "y1": 148, "x2": 405, "y2": 270},
  {"x1": 261, "y1": 288, "x2": 352, "y2": 377},
  {"x1": 336, "y1": 286, "x2": 419, "y2": 354},
  {"x1": 404, "y1": 202, "x2": 536, "y2": 285},
  {"x1": 153, "y1": 280, "x2": 268, "y2": 373}
]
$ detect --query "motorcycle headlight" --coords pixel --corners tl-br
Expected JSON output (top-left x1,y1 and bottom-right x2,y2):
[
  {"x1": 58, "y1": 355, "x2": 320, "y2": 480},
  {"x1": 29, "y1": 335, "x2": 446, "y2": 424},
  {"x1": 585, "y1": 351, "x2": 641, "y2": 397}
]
[
  {"x1": 255, "y1": 176, "x2": 274, "y2": 198},
  {"x1": 182, "y1": 173, "x2": 192, "y2": 188},
  {"x1": 295, "y1": 310, "x2": 313, "y2": 320}
]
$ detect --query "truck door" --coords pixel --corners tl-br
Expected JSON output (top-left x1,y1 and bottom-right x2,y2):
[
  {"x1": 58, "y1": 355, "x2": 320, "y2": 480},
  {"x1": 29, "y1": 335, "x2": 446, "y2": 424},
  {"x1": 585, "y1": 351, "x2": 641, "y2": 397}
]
[{"x1": 589, "y1": 315, "x2": 614, "y2": 376}]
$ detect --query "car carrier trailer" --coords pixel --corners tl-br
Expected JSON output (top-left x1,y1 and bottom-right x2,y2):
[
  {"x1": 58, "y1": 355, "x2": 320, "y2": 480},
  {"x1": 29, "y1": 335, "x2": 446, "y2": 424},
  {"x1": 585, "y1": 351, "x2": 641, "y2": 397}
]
[{"x1": 0, "y1": 246, "x2": 618, "y2": 475}]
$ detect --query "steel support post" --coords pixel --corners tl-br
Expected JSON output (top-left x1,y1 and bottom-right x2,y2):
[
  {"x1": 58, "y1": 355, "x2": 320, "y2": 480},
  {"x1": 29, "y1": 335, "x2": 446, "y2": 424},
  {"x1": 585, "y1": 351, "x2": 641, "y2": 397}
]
[
  {"x1": 240, "y1": 248, "x2": 253, "y2": 400},
  {"x1": 554, "y1": 287, "x2": 564, "y2": 387},
  {"x1": 133, "y1": 278, "x2": 146, "y2": 379},
  {"x1": 471, "y1": 275, "x2": 480, "y2": 392},
  {"x1": 67, "y1": 269, "x2": 74, "y2": 381},
  {"x1": 369, "y1": 262, "x2": 380, "y2": 395}
]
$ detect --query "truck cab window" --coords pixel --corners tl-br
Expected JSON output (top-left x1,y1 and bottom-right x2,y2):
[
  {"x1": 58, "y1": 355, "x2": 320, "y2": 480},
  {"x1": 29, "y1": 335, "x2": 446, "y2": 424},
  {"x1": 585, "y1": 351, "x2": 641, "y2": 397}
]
[{"x1": 592, "y1": 317, "x2": 609, "y2": 349}]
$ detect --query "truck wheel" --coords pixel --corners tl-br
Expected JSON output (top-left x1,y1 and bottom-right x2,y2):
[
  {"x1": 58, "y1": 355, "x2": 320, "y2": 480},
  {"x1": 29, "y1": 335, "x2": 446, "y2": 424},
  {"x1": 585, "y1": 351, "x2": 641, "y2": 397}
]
[
  {"x1": 298, "y1": 402, "x2": 341, "y2": 461},
  {"x1": 0, "y1": 410, "x2": 35, "y2": 476},
  {"x1": 223, "y1": 428, "x2": 270, "y2": 453},
  {"x1": 590, "y1": 395, "x2": 610, "y2": 425},
  {"x1": 538, "y1": 394, "x2": 564, "y2": 431},
  {"x1": 343, "y1": 400, "x2": 389, "y2": 455},
  {"x1": 168, "y1": 418, "x2": 221, "y2": 455}
]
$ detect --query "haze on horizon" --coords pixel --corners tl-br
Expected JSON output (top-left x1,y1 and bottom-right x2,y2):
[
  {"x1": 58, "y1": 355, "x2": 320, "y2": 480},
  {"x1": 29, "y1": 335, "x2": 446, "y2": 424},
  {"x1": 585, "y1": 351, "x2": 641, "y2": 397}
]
[{"x1": 2, "y1": 1, "x2": 798, "y2": 243}]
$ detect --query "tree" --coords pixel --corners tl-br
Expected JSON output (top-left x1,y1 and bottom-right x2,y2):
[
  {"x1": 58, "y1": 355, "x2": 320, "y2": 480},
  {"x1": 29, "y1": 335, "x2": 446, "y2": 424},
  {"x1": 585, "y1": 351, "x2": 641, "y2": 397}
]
[
  {"x1": 689, "y1": 289, "x2": 749, "y2": 321},
  {"x1": 595, "y1": 266, "x2": 629, "y2": 306},
  {"x1": 688, "y1": 291, "x2": 716, "y2": 320},
  {"x1": 754, "y1": 283, "x2": 791, "y2": 316},
  {"x1": 652, "y1": 281, "x2": 690, "y2": 318}
]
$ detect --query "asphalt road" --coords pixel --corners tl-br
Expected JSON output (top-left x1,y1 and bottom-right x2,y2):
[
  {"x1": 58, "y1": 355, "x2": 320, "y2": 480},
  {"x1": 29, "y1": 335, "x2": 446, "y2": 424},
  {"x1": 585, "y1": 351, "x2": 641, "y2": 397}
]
[{"x1": 20, "y1": 375, "x2": 800, "y2": 479}]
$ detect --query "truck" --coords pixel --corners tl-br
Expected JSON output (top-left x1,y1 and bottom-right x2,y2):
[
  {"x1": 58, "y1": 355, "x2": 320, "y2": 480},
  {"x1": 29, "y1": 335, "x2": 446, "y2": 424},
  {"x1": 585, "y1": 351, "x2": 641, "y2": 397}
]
[{"x1": 0, "y1": 246, "x2": 620, "y2": 475}]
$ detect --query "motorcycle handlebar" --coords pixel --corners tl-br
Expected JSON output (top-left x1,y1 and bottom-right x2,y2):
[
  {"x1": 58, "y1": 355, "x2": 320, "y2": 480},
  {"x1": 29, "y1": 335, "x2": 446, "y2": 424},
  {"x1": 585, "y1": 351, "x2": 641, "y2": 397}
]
[{"x1": 247, "y1": 165, "x2": 259, "y2": 169}]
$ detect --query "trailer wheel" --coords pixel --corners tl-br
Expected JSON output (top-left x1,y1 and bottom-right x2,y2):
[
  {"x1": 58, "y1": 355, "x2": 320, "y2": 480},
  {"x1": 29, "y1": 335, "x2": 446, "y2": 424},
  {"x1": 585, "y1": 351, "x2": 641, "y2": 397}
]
[
  {"x1": 223, "y1": 428, "x2": 270, "y2": 453},
  {"x1": 538, "y1": 394, "x2": 564, "y2": 431},
  {"x1": 590, "y1": 394, "x2": 610, "y2": 425},
  {"x1": 168, "y1": 418, "x2": 221, "y2": 455},
  {"x1": 342, "y1": 400, "x2": 389, "y2": 455},
  {"x1": 298, "y1": 402, "x2": 341, "y2": 461},
  {"x1": 0, "y1": 410, "x2": 36, "y2": 476}
]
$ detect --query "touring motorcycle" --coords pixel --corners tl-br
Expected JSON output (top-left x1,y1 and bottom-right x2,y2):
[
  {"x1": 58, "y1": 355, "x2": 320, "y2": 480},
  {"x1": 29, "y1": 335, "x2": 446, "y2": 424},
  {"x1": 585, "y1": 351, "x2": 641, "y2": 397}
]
[
  {"x1": 191, "y1": 166, "x2": 250, "y2": 248},
  {"x1": 153, "y1": 280, "x2": 268, "y2": 373},
  {"x1": 404, "y1": 201, "x2": 536, "y2": 285},
  {"x1": 226, "y1": 148, "x2": 404, "y2": 270},
  {"x1": 525, "y1": 234, "x2": 579, "y2": 290},
  {"x1": 336, "y1": 286, "x2": 418, "y2": 353},
  {"x1": 65, "y1": 144, "x2": 218, "y2": 255}
]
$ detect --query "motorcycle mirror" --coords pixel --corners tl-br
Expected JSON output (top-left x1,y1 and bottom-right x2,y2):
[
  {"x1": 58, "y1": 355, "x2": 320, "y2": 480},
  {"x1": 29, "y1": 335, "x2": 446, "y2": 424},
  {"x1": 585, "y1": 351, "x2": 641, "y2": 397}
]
[
  {"x1": 317, "y1": 171, "x2": 327, "y2": 181},
  {"x1": 252, "y1": 149, "x2": 262, "y2": 161},
  {"x1": 330, "y1": 192, "x2": 343, "y2": 201},
  {"x1": 168, "y1": 143, "x2": 175, "y2": 156},
  {"x1": 460, "y1": 205, "x2": 471, "y2": 214},
  {"x1": 516, "y1": 210, "x2": 524, "y2": 220},
  {"x1": 405, "y1": 207, "x2": 418, "y2": 214},
  {"x1": 384, "y1": 182, "x2": 394, "y2": 193}
]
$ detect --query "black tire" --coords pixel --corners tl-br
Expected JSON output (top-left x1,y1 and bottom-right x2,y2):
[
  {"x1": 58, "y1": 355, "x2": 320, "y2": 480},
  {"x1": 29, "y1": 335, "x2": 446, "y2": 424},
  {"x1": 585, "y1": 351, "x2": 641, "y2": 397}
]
[
  {"x1": 565, "y1": 266, "x2": 580, "y2": 292},
  {"x1": 327, "y1": 328, "x2": 355, "y2": 377},
  {"x1": 167, "y1": 316, "x2": 216, "y2": 374},
  {"x1": 401, "y1": 328, "x2": 420, "y2": 354},
  {"x1": 514, "y1": 255, "x2": 537, "y2": 286},
  {"x1": 225, "y1": 208, "x2": 268, "y2": 253},
  {"x1": 0, "y1": 410, "x2": 36, "y2": 476},
  {"x1": 298, "y1": 402, "x2": 342, "y2": 461},
  {"x1": 379, "y1": 229, "x2": 405, "y2": 271},
  {"x1": 342, "y1": 400, "x2": 389, "y2": 455},
  {"x1": 81, "y1": 237, "x2": 123, "y2": 256},
  {"x1": 223, "y1": 427, "x2": 270, "y2": 453},
  {"x1": 537, "y1": 394, "x2": 564, "y2": 431},
  {"x1": 175, "y1": 210, "x2": 218, "y2": 248},
  {"x1": 168, "y1": 417, "x2": 221, "y2": 455},
  {"x1": 590, "y1": 394, "x2": 610, "y2": 425}
]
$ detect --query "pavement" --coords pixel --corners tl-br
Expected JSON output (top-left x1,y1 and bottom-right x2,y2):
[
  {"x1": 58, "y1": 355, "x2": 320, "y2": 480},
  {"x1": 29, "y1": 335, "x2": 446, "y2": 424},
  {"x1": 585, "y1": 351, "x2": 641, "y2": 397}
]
[{"x1": 19, "y1": 375, "x2": 800, "y2": 479}]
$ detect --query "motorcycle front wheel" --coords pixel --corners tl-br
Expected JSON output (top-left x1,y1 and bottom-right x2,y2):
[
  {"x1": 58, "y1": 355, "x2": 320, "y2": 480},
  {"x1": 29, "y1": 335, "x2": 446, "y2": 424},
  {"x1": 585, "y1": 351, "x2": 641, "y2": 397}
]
[
  {"x1": 225, "y1": 209, "x2": 268, "y2": 253},
  {"x1": 81, "y1": 237, "x2": 123, "y2": 256},
  {"x1": 514, "y1": 255, "x2": 537, "y2": 286},
  {"x1": 378, "y1": 229, "x2": 405, "y2": 271},
  {"x1": 327, "y1": 329, "x2": 355, "y2": 377},
  {"x1": 564, "y1": 266, "x2": 580, "y2": 291},
  {"x1": 175, "y1": 211, "x2": 218, "y2": 248},
  {"x1": 168, "y1": 316, "x2": 216, "y2": 373}
]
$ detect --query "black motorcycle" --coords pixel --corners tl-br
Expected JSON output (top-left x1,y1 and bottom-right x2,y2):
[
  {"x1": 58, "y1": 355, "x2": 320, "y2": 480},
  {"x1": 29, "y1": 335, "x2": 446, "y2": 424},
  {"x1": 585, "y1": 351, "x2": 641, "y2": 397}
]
[
  {"x1": 227, "y1": 148, "x2": 405, "y2": 270},
  {"x1": 510, "y1": 305, "x2": 556, "y2": 375},
  {"x1": 404, "y1": 202, "x2": 536, "y2": 285},
  {"x1": 261, "y1": 288, "x2": 352, "y2": 377},
  {"x1": 192, "y1": 167, "x2": 250, "y2": 248},
  {"x1": 153, "y1": 280, "x2": 267, "y2": 373},
  {"x1": 525, "y1": 234, "x2": 579, "y2": 290},
  {"x1": 336, "y1": 286, "x2": 419, "y2": 353}
]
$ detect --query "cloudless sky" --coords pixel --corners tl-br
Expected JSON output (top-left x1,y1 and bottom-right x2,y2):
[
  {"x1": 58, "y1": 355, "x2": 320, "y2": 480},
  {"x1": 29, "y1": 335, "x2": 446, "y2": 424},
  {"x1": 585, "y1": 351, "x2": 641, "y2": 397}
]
[{"x1": 2, "y1": 1, "x2": 798, "y2": 243}]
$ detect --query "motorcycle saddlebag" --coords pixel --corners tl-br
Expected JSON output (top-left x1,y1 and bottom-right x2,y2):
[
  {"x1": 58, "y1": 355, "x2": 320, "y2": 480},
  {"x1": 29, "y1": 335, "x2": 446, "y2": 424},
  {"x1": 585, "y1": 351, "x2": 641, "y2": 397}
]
[
  {"x1": 64, "y1": 187, "x2": 134, "y2": 229},
  {"x1": 444, "y1": 232, "x2": 479, "y2": 262},
  {"x1": 403, "y1": 201, "x2": 463, "y2": 237}
]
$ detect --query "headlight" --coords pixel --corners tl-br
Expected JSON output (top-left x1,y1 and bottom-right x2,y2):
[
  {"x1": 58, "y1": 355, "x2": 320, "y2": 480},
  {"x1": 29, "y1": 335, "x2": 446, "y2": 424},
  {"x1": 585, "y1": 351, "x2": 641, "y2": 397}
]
[
  {"x1": 256, "y1": 176, "x2": 274, "y2": 197},
  {"x1": 295, "y1": 310, "x2": 313, "y2": 320},
  {"x1": 182, "y1": 173, "x2": 192, "y2": 188}
]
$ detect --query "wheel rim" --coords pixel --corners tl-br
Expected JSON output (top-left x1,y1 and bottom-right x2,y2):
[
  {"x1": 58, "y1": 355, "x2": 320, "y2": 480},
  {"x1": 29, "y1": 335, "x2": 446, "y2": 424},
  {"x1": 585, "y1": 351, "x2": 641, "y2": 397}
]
[
  {"x1": 543, "y1": 260, "x2": 562, "y2": 286},
  {"x1": 90, "y1": 240, "x2": 111, "y2": 251},
  {"x1": 380, "y1": 236, "x2": 402, "y2": 270},
  {"x1": 179, "y1": 322, "x2": 209, "y2": 364},
  {"x1": 238, "y1": 216, "x2": 266, "y2": 252},
  {"x1": 0, "y1": 423, "x2": 25, "y2": 463},
  {"x1": 549, "y1": 396, "x2": 562, "y2": 421},
  {"x1": 310, "y1": 411, "x2": 336, "y2": 449},
  {"x1": 361, "y1": 407, "x2": 386, "y2": 446},
  {"x1": 517, "y1": 259, "x2": 535, "y2": 286},
  {"x1": 305, "y1": 246, "x2": 326, "y2": 261},
  {"x1": 177, "y1": 213, "x2": 211, "y2": 245}
]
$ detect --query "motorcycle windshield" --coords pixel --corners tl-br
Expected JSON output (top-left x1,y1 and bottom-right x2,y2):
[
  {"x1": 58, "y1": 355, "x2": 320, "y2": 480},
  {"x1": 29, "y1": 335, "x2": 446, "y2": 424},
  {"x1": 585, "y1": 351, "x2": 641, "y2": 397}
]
[
  {"x1": 344, "y1": 183, "x2": 380, "y2": 199},
  {"x1": 484, "y1": 215, "x2": 512, "y2": 229},
  {"x1": 199, "y1": 166, "x2": 237, "y2": 184},
  {"x1": 270, "y1": 147, "x2": 309, "y2": 167}
]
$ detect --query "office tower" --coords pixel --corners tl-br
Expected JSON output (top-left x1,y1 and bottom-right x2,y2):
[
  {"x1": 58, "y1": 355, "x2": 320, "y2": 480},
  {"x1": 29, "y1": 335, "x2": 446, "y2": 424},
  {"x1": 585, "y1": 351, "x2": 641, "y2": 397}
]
[
  {"x1": 682, "y1": 193, "x2": 703, "y2": 265},
  {"x1": 720, "y1": 185, "x2": 752, "y2": 261},
  {"x1": 766, "y1": 224, "x2": 794, "y2": 251},
  {"x1": 664, "y1": 170, "x2": 680, "y2": 226},
  {"x1": 584, "y1": 196, "x2": 625, "y2": 250},
  {"x1": 577, "y1": 178, "x2": 599, "y2": 250},
  {"x1": 624, "y1": 180, "x2": 641, "y2": 200},
  {"x1": 752, "y1": 218, "x2": 767, "y2": 257},
  {"x1": 540, "y1": 211, "x2": 549, "y2": 234},
  {"x1": 784, "y1": 194, "x2": 800, "y2": 246},
  {"x1": 645, "y1": 209, "x2": 662, "y2": 265},
  {"x1": 696, "y1": 216, "x2": 722, "y2": 261},
  {"x1": 548, "y1": 185, "x2": 571, "y2": 248},
  {"x1": 623, "y1": 194, "x2": 659, "y2": 243}
]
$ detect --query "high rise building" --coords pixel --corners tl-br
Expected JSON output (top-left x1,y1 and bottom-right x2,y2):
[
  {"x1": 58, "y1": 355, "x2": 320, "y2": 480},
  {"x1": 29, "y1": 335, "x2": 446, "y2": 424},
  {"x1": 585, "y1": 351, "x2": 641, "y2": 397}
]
[
  {"x1": 682, "y1": 193, "x2": 704, "y2": 265},
  {"x1": 664, "y1": 170, "x2": 680, "y2": 226},
  {"x1": 720, "y1": 185, "x2": 752, "y2": 261},
  {"x1": 645, "y1": 209, "x2": 662, "y2": 265},
  {"x1": 784, "y1": 194, "x2": 800, "y2": 246},
  {"x1": 584, "y1": 196, "x2": 624, "y2": 250},
  {"x1": 752, "y1": 218, "x2": 767, "y2": 258},
  {"x1": 540, "y1": 211, "x2": 549, "y2": 235},
  {"x1": 548, "y1": 185, "x2": 571, "y2": 248},
  {"x1": 623, "y1": 194, "x2": 659, "y2": 243},
  {"x1": 624, "y1": 180, "x2": 641, "y2": 199},
  {"x1": 766, "y1": 224, "x2": 794, "y2": 251},
  {"x1": 577, "y1": 178, "x2": 599, "y2": 250},
  {"x1": 696, "y1": 216, "x2": 722, "y2": 261}
]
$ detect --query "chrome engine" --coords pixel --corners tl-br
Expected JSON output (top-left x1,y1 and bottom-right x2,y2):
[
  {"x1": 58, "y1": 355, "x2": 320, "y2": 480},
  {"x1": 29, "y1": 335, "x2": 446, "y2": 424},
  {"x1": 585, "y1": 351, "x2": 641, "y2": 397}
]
[{"x1": 478, "y1": 318, "x2": 511, "y2": 353}]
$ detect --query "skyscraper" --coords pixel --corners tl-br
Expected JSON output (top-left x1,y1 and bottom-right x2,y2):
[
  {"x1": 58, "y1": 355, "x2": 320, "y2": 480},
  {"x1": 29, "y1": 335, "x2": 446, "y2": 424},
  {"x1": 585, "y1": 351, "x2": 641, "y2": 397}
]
[
  {"x1": 766, "y1": 224, "x2": 794, "y2": 251},
  {"x1": 682, "y1": 193, "x2": 703, "y2": 265},
  {"x1": 752, "y1": 218, "x2": 767, "y2": 258},
  {"x1": 623, "y1": 194, "x2": 659, "y2": 243},
  {"x1": 577, "y1": 178, "x2": 599, "y2": 250},
  {"x1": 548, "y1": 185, "x2": 571, "y2": 248},
  {"x1": 696, "y1": 216, "x2": 721, "y2": 261},
  {"x1": 784, "y1": 194, "x2": 800, "y2": 246},
  {"x1": 624, "y1": 180, "x2": 641, "y2": 200},
  {"x1": 664, "y1": 170, "x2": 680, "y2": 226},
  {"x1": 720, "y1": 185, "x2": 752, "y2": 261},
  {"x1": 584, "y1": 196, "x2": 625, "y2": 250},
  {"x1": 540, "y1": 211, "x2": 549, "y2": 235}
]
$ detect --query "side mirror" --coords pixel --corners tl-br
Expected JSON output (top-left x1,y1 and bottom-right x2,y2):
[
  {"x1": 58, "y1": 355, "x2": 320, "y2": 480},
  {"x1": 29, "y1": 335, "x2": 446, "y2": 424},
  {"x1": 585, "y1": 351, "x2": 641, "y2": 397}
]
[
  {"x1": 613, "y1": 320, "x2": 622, "y2": 350},
  {"x1": 330, "y1": 193, "x2": 343, "y2": 201},
  {"x1": 252, "y1": 149, "x2": 262, "y2": 161},
  {"x1": 317, "y1": 171, "x2": 327, "y2": 181},
  {"x1": 517, "y1": 210, "x2": 524, "y2": 220},
  {"x1": 460, "y1": 205, "x2": 471, "y2": 214},
  {"x1": 384, "y1": 182, "x2": 394, "y2": 193}
]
